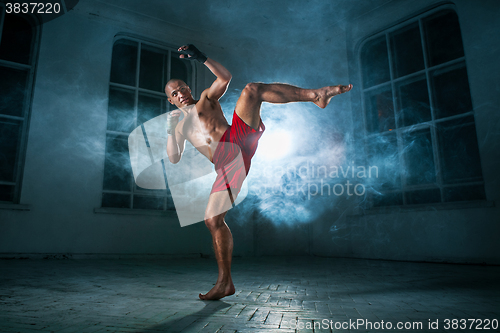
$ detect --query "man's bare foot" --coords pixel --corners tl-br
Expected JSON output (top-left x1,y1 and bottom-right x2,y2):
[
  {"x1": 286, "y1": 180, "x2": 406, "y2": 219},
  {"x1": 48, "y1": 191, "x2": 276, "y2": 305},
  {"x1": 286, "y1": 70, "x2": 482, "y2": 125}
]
[
  {"x1": 199, "y1": 281, "x2": 235, "y2": 300},
  {"x1": 314, "y1": 84, "x2": 353, "y2": 109}
]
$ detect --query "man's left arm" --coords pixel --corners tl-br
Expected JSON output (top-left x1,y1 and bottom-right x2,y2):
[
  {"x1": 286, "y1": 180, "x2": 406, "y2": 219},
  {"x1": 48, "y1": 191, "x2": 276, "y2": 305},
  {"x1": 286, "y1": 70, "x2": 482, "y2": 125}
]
[
  {"x1": 178, "y1": 44, "x2": 232, "y2": 101},
  {"x1": 203, "y1": 58, "x2": 232, "y2": 100}
]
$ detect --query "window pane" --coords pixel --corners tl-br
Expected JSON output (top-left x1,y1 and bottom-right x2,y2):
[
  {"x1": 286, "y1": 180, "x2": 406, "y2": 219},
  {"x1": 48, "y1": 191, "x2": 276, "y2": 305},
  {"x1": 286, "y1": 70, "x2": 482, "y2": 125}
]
[
  {"x1": 443, "y1": 184, "x2": 485, "y2": 202},
  {"x1": 166, "y1": 194, "x2": 175, "y2": 210},
  {"x1": 361, "y1": 36, "x2": 390, "y2": 88},
  {"x1": 365, "y1": 87, "x2": 394, "y2": 133},
  {"x1": 107, "y1": 88, "x2": 135, "y2": 133},
  {"x1": 371, "y1": 192, "x2": 403, "y2": 207},
  {"x1": 0, "y1": 119, "x2": 22, "y2": 182},
  {"x1": 170, "y1": 54, "x2": 189, "y2": 82},
  {"x1": 438, "y1": 116, "x2": 483, "y2": 184},
  {"x1": 0, "y1": 14, "x2": 33, "y2": 64},
  {"x1": 110, "y1": 39, "x2": 138, "y2": 86},
  {"x1": 134, "y1": 186, "x2": 166, "y2": 197},
  {"x1": 0, "y1": 184, "x2": 15, "y2": 202},
  {"x1": 102, "y1": 192, "x2": 130, "y2": 208},
  {"x1": 424, "y1": 10, "x2": 464, "y2": 67},
  {"x1": 390, "y1": 22, "x2": 424, "y2": 78},
  {"x1": 103, "y1": 134, "x2": 132, "y2": 191},
  {"x1": 0, "y1": 67, "x2": 29, "y2": 117},
  {"x1": 395, "y1": 77, "x2": 431, "y2": 127},
  {"x1": 168, "y1": 53, "x2": 191, "y2": 112},
  {"x1": 431, "y1": 65, "x2": 472, "y2": 119},
  {"x1": 137, "y1": 94, "x2": 164, "y2": 126},
  {"x1": 406, "y1": 188, "x2": 441, "y2": 205},
  {"x1": 140, "y1": 46, "x2": 166, "y2": 92},
  {"x1": 403, "y1": 128, "x2": 436, "y2": 186},
  {"x1": 366, "y1": 133, "x2": 400, "y2": 190},
  {"x1": 133, "y1": 195, "x2": 165, "y2": 210},
  {"x1": 104, "y1": 40, "x2": 194, "y2": 210}
]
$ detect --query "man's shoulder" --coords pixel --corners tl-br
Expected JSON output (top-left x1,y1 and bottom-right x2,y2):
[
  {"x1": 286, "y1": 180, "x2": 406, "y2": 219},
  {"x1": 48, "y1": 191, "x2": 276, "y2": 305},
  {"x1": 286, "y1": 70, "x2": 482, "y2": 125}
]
[
  {"x1": 198, "y1": 87, "x2": 214, "y2": 100},
  {"x1": 197, "y1": 89, "x2": 221, "y2": 108}
]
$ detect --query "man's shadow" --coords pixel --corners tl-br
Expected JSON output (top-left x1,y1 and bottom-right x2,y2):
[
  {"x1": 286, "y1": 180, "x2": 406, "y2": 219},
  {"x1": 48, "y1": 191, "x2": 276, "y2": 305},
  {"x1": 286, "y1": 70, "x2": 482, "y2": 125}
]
[{"x1": 135, "y1": 300, "x2": 231, "y2": 332}]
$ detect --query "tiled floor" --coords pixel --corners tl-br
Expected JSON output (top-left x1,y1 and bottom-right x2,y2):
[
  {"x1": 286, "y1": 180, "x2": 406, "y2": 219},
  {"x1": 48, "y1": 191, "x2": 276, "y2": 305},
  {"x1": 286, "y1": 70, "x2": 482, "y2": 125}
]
[{"x1": 1, "y1": 256, "x2": 499, "y2": 332}]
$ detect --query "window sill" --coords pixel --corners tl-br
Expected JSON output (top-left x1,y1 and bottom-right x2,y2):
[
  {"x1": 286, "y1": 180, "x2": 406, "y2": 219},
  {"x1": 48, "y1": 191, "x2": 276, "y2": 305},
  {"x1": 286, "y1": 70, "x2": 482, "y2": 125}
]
[
  {"x1": 94, "y1": 207, "x2": 177, "y2": 217},
  {"x1": 0, "y1": 203, "x2": 31, "y2": 211},
  {"x1": 350, "y1": 200, "x2": 496, "y2": 216}
]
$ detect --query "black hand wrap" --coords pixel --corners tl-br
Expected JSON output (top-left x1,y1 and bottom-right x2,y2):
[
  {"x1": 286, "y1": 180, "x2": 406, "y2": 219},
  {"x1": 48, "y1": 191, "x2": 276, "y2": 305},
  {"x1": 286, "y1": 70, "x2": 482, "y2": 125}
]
[{"x1": 180, "y1": 44, "x2": 208, "y2": 63}]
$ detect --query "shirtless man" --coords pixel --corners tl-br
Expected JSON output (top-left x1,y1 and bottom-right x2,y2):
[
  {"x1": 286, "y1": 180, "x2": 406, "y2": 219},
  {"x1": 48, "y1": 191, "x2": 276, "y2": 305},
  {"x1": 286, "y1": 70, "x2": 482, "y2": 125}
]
[{"x1": 165, "y1": 44, "x2": 352, "y2": 300}]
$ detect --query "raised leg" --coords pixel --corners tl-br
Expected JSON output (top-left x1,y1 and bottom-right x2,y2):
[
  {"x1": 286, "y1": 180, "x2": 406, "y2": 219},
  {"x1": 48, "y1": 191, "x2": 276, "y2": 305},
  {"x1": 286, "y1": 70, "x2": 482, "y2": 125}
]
[
  {"x1": 200, "y1": 190, "x2": 236, "y2": 300},
  {"x1": 235, "y1": 82, "x2": 353, "y2": 129}
]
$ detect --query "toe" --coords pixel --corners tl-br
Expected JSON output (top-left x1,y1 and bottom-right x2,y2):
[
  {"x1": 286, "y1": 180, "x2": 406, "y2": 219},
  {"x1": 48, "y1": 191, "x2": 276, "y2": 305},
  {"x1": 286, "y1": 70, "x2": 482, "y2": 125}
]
[{"x1": 341, "y1": 84, "x2": 353, "y2": 93}]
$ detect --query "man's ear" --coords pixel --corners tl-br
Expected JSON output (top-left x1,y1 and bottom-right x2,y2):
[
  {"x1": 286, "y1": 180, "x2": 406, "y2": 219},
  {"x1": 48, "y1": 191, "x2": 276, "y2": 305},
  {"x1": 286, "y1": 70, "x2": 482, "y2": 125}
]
[{"x1": 167, "y1": 98, "x2": 174, "y2": 105}]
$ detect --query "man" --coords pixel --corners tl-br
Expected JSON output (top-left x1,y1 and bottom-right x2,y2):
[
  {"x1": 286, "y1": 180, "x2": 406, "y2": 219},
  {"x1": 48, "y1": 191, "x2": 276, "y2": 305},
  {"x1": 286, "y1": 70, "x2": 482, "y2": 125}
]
[{"x1": 165, "y1": 44, "x2": 352, "y2": 300}]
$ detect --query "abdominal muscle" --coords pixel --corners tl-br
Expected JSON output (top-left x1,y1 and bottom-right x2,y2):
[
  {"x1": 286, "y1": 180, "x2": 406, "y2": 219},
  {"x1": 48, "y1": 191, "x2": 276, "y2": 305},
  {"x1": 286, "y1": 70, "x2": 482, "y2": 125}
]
[{"x1": 179, "y1": 113, "x2": 229, "y2": 164}]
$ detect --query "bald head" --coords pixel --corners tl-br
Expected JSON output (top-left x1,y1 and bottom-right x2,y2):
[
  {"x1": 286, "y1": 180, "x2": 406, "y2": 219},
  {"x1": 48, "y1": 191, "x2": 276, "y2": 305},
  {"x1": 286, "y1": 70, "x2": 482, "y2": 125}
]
[
  {"x1": 165, "y1": 79, "x2": 195, "y2": 107},
  {"x1": 165, "y1": 79, "x2": 186, "y2": 94}
]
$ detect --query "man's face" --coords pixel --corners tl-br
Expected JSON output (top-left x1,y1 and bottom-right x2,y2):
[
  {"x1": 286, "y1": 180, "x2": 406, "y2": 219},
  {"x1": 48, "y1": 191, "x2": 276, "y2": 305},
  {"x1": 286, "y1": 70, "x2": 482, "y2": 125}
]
[{"x1": 166, "y1": 81, "x2": 194, "y2": 107}]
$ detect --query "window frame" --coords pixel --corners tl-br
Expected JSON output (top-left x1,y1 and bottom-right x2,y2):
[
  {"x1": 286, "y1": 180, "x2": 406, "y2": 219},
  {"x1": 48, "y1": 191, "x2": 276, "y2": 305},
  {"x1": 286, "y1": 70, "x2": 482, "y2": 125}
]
[
  {"x1": 0, "y1": 6, "x2": 40, "y2": 207},
  {"x1": 357, "y1": 4, "x2": 485, "y2": 208},
  {"x1": 99, "y1": 35, "x2": 196, "y2": 213}
]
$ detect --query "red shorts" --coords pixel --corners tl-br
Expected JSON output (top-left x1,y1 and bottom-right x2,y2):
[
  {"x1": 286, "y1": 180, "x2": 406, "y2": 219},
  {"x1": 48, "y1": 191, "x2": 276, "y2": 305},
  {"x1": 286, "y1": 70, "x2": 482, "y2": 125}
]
[{"x1": 210, "y1": 111, "x2": 265, "y2": 194}]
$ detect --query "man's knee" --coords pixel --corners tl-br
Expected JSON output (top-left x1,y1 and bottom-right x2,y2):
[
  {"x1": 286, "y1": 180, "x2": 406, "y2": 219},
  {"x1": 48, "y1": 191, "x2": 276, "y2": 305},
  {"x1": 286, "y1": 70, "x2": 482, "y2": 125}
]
[
  {"x1": 241, "y1": 82, "x2": 262, "y2": 100},
  {"x1": 204, "y1": 215, "x2": 224, "y2": 231}
]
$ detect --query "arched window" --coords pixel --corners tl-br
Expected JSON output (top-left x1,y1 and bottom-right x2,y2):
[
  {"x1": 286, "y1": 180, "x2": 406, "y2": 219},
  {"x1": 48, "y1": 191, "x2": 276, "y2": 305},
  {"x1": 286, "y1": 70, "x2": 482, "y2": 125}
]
[
  {"x1": 0, "y1": 10, "x2": 39, "y2": 204},
  {"x1": 101, "y1": 37, "x2": 194, "y2": 211},
  {"x1": 359, "y1": 7, "x2": 484, "y2": 207}
]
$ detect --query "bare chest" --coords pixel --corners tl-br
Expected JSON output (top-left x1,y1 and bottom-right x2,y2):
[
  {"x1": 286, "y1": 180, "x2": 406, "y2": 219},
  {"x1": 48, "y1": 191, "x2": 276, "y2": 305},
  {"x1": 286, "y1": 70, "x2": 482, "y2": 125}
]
[{"x1": 177, "y1": 103, "x2": 229, "y2": 158}]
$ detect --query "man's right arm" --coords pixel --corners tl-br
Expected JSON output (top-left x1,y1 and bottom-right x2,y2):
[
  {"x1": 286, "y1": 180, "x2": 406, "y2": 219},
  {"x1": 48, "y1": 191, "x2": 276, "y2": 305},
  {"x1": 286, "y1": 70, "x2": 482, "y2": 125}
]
[
  {"x1": 166, "y1": 110, "x2": 185, "y2": 164},
  {"x1": 167, "y1": 130, "x2": 185, "y2": 164}
]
